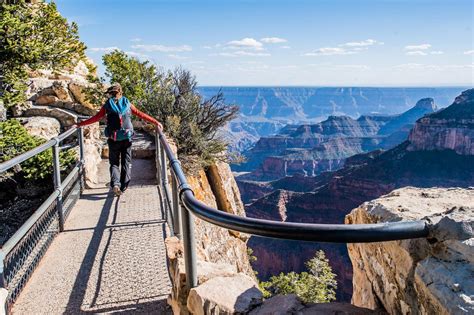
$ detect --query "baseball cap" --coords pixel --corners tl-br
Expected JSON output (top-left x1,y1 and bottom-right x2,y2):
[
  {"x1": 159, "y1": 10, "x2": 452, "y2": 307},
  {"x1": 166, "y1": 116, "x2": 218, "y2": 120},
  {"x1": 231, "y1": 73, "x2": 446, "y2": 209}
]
[{"x1": 106, "y1": 83, "x2": 122, "y2": 94}]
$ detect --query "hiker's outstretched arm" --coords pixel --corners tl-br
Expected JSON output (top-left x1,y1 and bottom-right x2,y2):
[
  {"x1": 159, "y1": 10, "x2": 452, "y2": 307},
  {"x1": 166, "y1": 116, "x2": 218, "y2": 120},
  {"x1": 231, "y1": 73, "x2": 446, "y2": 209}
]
[
  {"x1": 77, "y1": 107, "x2": 106, "y2": 127},
  {"x1": 131, "y1": 104, "x2": 162, "y2": 129}
]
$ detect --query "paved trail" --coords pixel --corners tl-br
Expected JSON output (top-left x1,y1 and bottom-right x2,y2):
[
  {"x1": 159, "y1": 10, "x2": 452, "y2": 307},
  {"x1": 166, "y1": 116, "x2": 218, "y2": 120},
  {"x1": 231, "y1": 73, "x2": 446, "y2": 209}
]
[{"x1": 12, "y1": 159, "x2": 171, "y2": 314}]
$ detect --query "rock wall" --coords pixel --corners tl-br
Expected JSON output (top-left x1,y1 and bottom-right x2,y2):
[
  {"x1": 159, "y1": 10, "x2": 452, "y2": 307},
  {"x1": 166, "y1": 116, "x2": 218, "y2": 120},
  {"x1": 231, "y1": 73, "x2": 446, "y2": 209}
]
[
  {"x1": 10, "y1": 59, "x2": 104, "y2": 186},
  {"x1": 408, "y1": 89, "x2": 474, "y2": 155},
  {"x1": 346, "y1": 187, "x2": 474, "y2": 314}
]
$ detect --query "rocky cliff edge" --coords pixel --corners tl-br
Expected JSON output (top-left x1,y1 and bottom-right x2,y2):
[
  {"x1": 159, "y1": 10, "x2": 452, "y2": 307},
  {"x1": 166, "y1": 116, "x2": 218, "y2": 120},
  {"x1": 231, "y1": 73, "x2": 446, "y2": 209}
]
[{"x1": 346, "y1": 187, "x2": 474, "y2": 314}]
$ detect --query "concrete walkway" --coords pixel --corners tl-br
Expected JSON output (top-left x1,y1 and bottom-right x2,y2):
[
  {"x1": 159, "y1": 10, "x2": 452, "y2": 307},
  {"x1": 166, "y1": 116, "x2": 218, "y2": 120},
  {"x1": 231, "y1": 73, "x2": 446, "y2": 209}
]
[{"x1": 12, "y1": 159, "x2": 171, "y2": 314}]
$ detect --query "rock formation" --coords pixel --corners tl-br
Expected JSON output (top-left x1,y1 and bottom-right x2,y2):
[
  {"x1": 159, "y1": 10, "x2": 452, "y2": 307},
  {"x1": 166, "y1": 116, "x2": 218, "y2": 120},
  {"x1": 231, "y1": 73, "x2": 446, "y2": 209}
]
[
  {"x1": 236, "y1": 98, "x2": 439, "y2": 180},
  {"x1": 346, "y1": 187, "x2": 474, "y2": 314},
  {"x1": 408, "y1": 89, "x2": 474, "y2": 155}
]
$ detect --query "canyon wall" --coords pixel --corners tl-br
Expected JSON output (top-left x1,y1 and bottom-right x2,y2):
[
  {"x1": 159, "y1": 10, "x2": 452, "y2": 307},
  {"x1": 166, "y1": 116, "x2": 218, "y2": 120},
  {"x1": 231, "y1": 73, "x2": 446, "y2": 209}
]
[
  {"x1": 408, "y1": 89, "x2": 474, "y2": 155},
  {"x1": 346, "y1": 187, "x2": 474, "y2": 314}
]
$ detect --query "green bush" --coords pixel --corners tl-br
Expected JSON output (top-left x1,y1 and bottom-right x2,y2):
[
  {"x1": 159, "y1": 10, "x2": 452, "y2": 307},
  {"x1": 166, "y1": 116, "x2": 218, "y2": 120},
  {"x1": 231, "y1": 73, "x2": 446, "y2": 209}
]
[
  {"x1": 260, "y1": 250, "x2": 337, "y2": 303},
  {"x1": 92, "y1": 50, "x2": 239, "y2": 170},
  {"x1": 0, "y1": 119, "x2": 76, "y2": 180},
  {"x1": 0, "y1": 0, "x2": 88, "y2": 107}
]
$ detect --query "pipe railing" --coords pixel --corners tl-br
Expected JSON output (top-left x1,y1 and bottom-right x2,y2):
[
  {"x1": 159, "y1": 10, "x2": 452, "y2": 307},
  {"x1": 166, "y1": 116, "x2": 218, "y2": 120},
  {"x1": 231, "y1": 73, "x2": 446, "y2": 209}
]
[
  {"x1": 0, "y1": 126, "x2": 85, "y2": 310},
  {"x1": 154, "y1": 128, "x2": 430, "y2": 290}
]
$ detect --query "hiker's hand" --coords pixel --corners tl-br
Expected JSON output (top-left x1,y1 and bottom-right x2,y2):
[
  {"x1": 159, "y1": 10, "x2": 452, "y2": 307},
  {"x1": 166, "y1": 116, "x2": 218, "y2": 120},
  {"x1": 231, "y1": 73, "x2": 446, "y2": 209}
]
[
  {"x1": 156, "y1": 122, "x2": 163, "y2": 131},
  {"x1": 70, "y1": 123, "x2": 78, "y2": 130}
]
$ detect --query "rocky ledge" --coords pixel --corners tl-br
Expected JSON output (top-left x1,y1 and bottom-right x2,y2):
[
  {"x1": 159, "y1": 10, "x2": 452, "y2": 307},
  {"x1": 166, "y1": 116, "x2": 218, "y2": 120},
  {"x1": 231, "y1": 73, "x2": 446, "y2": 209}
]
[{"x1": 346, "y1": 187, "x2": 474, "y2": 314}]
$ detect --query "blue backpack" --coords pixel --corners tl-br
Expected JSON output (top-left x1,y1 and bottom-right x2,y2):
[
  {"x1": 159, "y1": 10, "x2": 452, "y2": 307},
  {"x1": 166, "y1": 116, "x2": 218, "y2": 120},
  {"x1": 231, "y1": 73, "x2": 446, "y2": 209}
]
[{"x1": 104, "y1": 96, "x2": 134, "y2": 141}]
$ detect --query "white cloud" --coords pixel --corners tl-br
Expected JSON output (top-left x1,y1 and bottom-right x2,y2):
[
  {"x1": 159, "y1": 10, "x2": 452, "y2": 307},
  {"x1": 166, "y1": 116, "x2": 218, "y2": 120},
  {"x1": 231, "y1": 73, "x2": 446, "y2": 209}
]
[
  {"x1": 308, "y1": 63, "x2": 370, "y2": 70},
  {"x1": 213, "y1": 50, "x2": 271, "y2": 57},
  {"x1": 280, "y1": 46, "x2": 291, "y2": 49},
  {"x1": 464, "y1": 50, "x2": 474, "y2": 55},
  {"x1": 168, "y1": 54, "x2": 188, "y2": 60},
  {"x1": 202, "y1": 45, "x2": 213, "y2": 49},
  {"x1": 305, "y1": 39, "x2": 382, "y2": 56},
  {"x1": 406, "y1": 51, "x2": 428, "y2": 56},
  {"x1": 261, "y1": 37, "x2": 287, "y2": 44},
  {"x1": 226, "y1": 38, "x2": 264, "y2": 51},
  {"x1": 430, "y1": 51, "x2": 444, "y2": 55},
  {"x1": 130, "y1": 38, "x2": 142, "y2": 42},
  {"x1": 304, "y1": 47, "x2": 357, "y2": 56},
  {"x1": 89, "y1": 46, "x2": 119, "y2": 52},
  {"x1": 405, "y1": 44, "x2": 431, "y2": 50},
  {"x1": 131, "y1": 44, "x2": 192, "y2": 52},
  {"x1": 341, "y1": 39, "x2": 383, "y2": 47}
]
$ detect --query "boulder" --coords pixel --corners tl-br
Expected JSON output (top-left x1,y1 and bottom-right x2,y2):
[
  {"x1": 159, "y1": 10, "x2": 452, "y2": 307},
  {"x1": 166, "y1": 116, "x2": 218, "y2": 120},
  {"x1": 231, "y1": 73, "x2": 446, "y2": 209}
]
[
  {"x1": 52, "y1": 81, "x2": 73, "y2": 101},
  {"x1": 17, "y1": 117, "x2": 60, "y2": 140},
  {"x1": 249, "y1": 294, "x2": 304, "y2": 315},
  {"x1": 82, "y1": 124, "x2": 103, "y2": 187},
  {"x1": 346, "y1": 187, "x2": 474, "y2": 314},
  {"x1": 68, "y1": 81, "x2": 95, "y2": 109},
  {"x1": 23, "y1": 105, "x2": 77, "y2": 127},
  {"x1": 165, "y1": 236, "x2": 240, "y2": 315},
  {"x1": 187, "y1": 274, "x2": 263, "y2": 315},
  {"x1": 11, "y1": 101, "x2": 33, "y2": 117},
  {"x1": 35, "y1": 95, "x2": 58, "y2": 105}
]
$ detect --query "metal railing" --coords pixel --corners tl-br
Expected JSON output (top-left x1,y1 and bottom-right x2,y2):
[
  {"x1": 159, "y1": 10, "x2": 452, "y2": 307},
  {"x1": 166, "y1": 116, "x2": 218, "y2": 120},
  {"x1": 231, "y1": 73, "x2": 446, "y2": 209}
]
[
  {"x1": 0, "y1": 127, "x2": 85, "y2": 310},
  {"x1": 154, "y1": 128, "x2": 430, "y2": 290}
]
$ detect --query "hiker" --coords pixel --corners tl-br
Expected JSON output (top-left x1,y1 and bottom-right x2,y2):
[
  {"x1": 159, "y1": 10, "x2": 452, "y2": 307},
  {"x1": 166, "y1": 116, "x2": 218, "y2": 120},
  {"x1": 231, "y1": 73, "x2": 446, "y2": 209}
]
[{"x1": 74, "y1": 83, "x2": 163, "y2": 196}]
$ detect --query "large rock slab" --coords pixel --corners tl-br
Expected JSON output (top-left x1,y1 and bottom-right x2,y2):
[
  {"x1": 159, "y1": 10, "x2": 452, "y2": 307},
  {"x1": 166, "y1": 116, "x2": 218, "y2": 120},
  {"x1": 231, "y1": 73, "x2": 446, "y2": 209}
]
[
  {"x1": 23, "y1": 105, "x2": 77, "y2": 127},
  {"x1": 187, "y1": 274, "x2": 262, "y2": 315},
  {"x1": 17, "y1": 117, "x2": 60, "y2": 140},
  {"x1": 346, "y1": 187, "x2": 474, "y2": 314}
]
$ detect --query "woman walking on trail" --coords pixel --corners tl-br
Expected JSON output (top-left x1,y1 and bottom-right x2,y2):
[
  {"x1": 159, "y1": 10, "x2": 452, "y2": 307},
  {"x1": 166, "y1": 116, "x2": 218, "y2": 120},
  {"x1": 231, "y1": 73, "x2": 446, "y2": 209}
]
[{"x1": 75, "y1": 83, "x2": 163, "y2": 196}]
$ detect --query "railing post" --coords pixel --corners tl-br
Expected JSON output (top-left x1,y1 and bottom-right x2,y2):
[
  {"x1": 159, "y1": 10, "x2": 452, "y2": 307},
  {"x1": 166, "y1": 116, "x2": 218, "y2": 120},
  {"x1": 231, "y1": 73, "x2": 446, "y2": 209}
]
[
  {"x1": 171, "y1": 174, "x2": 182, "y2": 238},
  {"x1": 180, "y1": 200, "x2": 197, "y2": 288},
  {"x1": 77, "y1": 127, "x2": 85, "y2": 192},
  {"x1": 0, "y1": 251, "x2": 7, "y2": 315},
  {"x1": 155, "y1": 131, "x2": 162, "y2": 184},
  {"x1": 52, "y1": 141, "x2": 64, "y2": 232}
]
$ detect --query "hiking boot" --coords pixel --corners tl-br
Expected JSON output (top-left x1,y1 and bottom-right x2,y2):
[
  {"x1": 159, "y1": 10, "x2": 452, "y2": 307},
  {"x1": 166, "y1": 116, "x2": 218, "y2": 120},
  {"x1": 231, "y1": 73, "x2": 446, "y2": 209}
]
[
  {"x1": 120, "y1": 186, "x2": 128, "y2": 194},
  {"x1": 113, "y1": 185, "x2": 121, "y2": 196}
]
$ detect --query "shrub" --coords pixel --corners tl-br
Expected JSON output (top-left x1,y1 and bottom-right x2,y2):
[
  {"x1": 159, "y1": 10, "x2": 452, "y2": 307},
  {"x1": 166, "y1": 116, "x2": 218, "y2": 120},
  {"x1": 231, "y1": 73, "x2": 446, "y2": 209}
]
[
  {"x1": 93, "y1": 50, "x2": 239, "y2": 170},
  {"x1": 260, "y1": 250, "x2": 337, "y2": 303},
  {"x1": 0, "y1": 119, "x2": 76, "y2": 180},
  {"x1": 0, "y1": 0, "x2": 88, "y2": 107}
]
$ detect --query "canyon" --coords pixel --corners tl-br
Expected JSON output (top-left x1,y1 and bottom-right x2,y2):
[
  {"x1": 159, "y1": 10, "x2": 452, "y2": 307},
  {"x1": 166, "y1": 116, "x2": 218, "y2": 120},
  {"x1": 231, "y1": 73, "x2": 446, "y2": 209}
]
[
  {"x1": 238, "y1": 88, "x2": 474, "y2": 301},
  {"x1": 199, "y1": 87, "x2": 465, "y2": 152},
  {"x1": 236, "y1": 97, "x2": 439, "y2": 180}
]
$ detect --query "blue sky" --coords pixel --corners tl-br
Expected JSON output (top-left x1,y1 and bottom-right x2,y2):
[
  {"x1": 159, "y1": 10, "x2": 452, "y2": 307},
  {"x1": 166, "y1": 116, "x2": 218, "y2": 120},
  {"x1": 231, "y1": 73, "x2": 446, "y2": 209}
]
[{"x1": 56, "y1": 0, "x2": 473, "y2": 86}]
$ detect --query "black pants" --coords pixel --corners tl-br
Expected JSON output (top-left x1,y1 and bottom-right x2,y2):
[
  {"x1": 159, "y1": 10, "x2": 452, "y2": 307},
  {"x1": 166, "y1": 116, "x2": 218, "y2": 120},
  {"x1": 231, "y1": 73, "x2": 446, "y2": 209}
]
[{"x1": 108, "y1": 139, "x2": 132, "y2": 190}]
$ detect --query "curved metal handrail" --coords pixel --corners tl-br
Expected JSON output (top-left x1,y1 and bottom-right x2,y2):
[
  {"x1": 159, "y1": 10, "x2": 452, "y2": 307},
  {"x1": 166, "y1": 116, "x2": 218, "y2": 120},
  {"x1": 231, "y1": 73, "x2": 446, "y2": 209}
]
[{"x1": 156, "y1": 128, "x2": 429, "y2": 243}]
